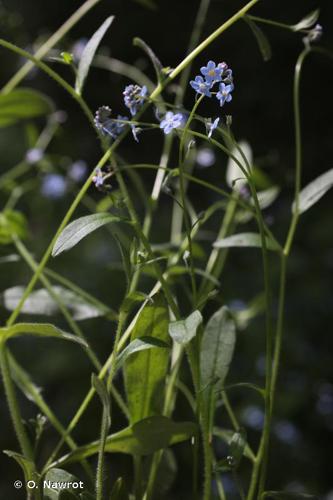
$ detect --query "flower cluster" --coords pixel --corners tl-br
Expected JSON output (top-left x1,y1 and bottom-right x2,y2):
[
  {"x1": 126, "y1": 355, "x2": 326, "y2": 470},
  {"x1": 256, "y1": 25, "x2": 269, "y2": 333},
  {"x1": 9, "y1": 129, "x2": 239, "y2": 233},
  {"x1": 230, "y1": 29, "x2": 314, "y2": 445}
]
[
  {"x1": 94, "y1": 106, "x2": 128, "y2": 140},
  {"x1": 190, "y1": 60, "x2": 234, "y2": 107},
  {"x1": 123, "y1": 84, "x2": 148, "y2": 116}
]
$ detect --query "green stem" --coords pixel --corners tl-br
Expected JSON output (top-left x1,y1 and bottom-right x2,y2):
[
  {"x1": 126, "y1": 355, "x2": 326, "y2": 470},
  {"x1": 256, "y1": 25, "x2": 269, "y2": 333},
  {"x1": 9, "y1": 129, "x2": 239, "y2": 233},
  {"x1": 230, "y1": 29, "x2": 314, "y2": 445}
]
[
  {"x1": 95, "y1": 406, "x2": 109, "y2": 500},
  {"x1": 0, "y1": 343, "x2": 34, "y2": 460},
  {"x1": 1, "y1": 0, "x2": 102, "y2": 94}
]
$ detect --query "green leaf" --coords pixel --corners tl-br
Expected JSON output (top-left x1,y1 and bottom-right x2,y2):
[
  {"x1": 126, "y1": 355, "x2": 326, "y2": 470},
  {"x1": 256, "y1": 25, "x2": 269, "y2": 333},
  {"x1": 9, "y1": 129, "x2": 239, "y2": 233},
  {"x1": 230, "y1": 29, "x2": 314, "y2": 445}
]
[
  {"x1": 213, "y1": 428, "x2": 255, "y2": 462},
  {"x1": 3, "y1": 450, "x2": 38, "y2": 483},
  {"x1": 244, "y1": 15, "x2": 272, "y2": 61},
  {"x1": 200, "y1": 306, "x2": 236, "y2": 393},
  {"x1": 0, "y1": 210, "x2": 28, "y2": 244},
  {"x1": 293, "y1": 168, "x2": 333, "y2": 214},
  {"x1": 0, "y1": 254, "x2": 20, "y2": 264},
  {"x1": 256, "y1": 186, "x2": 280, "y2": 209},
  {"x1": 75, "y1": 17, "x2": 114, "y2": 94},
  {"x1": 1, "y1": 285, "x2": 108, "y2": 321},
  {"x1": 262, "y1": 492, "x2": 318, "y2": 500},
  {"x1": 124, "y1": 293, "x2": 170, "y2": 423},
  {"x1": 0, "y1": 88, "x2": 53, "y2": 127},
  {"x1": 52, "y1": 416, "x2": 197, "y2": 465},
  {"x1": 168, "y1": 310, "x2": 202, "y2": 345},
  {"x1": 0, "y1": 323, "x2": 87, "y2": 347},
  {"x1": 43, "y1": 468, "x2": 84, "y2": 499},
  {"x1": 214, "y1": 232, "x2": 279, "y2": 251},
  {"x1": 133, "y1": 37, "x2": 163, "y2": 82},
  {"x1": 292, "y1": 9, "x2": 320, "y2": 32},
  {"x1": 116, "y1": 336, "x2": 170, "y2": 372},
  {"x1": 52, "y1": 213, "x2": 124, "y2": 257},
  {"x1": 226, "y1": 141, "x2": 252, "y2": 191}
]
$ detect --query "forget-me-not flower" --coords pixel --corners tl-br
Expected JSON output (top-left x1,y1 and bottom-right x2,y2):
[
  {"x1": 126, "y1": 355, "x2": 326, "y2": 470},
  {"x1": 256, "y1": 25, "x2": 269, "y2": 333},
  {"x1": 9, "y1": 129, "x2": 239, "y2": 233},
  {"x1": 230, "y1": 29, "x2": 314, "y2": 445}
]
[
  {"x1": 160, "y1": 111, "x2": 185, "y2": 135},
  {"x1": 190, "y1": 75, "x2": 213, "y2": 97},
  {"x1": 207, "y1": 117, "x2": 220, "y2": 138},
  {"x1": 94, "y1": 106, "x2": 128, "y2": 139},
  {"x1": 123, "y1": 84, "x2": 148, "y2": 116},
  {"x1": 200, "y1": 60, "x2": 223, "y2": 84},
  {"x1": 216, "y1": 82, "x2": 234, "y2": 107}
]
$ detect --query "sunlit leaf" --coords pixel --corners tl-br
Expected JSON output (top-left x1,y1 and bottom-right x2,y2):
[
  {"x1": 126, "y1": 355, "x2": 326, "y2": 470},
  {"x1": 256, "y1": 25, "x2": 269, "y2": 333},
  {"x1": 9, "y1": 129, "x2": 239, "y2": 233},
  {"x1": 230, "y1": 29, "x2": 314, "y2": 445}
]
[
  {"x1": 292, "y1": 9, "x2": 320, "y2": 32},
  {"x1": 168, "y1": 310, "x2": 202, "y2": 345},
  {"x1": 52, "y1": 213, "x2": 125, "y2": 257},
  {"x1": 0, "y1": 323, "x2": 87, "y2": 347},
  {"x1": 244, "y1": 15, "x2": 272, "y2": 61},
  {"x1": 43, "y1": 468, "x2": 84, "y2": 499},
  {"x1": 51, "y1": 416, "x2": 197, "y2": 465},
  {"x1": 124, "y1": 293, "x2": 170, "y2": 423},
  {"x1": 214, "y1": 232, "x2": 279, "y2": 251},
  {"x1": 213, "y1": 428, "x2": 255, "y2": 462},
  {"x1": 0, "y1": 210, "x2": 28, "y2": 244},
  {"x1": 226, "y1": 141, "x2": 252, "y2": 191},
  {"x1": 0, "y1": 89, "x2": 53, "y2": 127},
  {"x1": 75, "y1": 17, "x2": 114, "y2": 94},
  {"x1": 1, "y1": 285, "x2": 109, "y2": 321},
  {"x1": 293, "y1": 168, "x2": 333, "y2": 214}
]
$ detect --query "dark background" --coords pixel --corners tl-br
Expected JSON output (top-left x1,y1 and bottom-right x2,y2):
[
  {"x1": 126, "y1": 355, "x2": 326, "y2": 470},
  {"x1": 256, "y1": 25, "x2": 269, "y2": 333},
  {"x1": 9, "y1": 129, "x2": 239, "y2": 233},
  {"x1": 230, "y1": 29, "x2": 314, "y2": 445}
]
[{"x1": 0, "y1": 0, "x2": 333, "y2": 498}]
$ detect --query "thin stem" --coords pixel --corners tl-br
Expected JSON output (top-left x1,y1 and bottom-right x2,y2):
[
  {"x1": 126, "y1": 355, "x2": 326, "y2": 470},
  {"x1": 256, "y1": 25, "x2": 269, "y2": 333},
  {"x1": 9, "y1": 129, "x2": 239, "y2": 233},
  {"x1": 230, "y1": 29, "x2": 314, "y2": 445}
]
[
  {"x1": 1, "y1": 0, "x2": 102, "y2": 94},
  {"x1": 0, "y1": 343, "x2": 34, "y2": 460}
]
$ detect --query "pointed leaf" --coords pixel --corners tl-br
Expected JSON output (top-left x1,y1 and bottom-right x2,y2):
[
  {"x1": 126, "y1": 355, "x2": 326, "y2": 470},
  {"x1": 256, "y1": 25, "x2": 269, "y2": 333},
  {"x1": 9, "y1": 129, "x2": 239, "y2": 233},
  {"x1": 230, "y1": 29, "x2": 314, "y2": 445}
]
[
  {"x1": 1, "y1": 285, "x2": 109, "y2": 320},
  {"x1": 0, "y1": 89, "x2": 53, "y2": 127},
  {"x1": 75, "y1": 17, "x2": 114, "y2": 94},
  {"x1": 244, "y1": 16, "x2": 272, "y2": 61},
  {"x1": 51, "y1": 416, "x2": 197, "y2": 465},
  {"x1": 200, "y1": 306, "x2": 236, "y2": 393},
  {"x1": 214, "y1": 232, "x2": 279, "y2": 251},
  {"x1": 52, "y1": 213, "x2": 124, "y2": 257},
  {"x1": 0, "y1": 323, "x2": 87, "y2": 347},
  {"x1": 168, "y1": 310, "x2": 202, "y2": 345},
  {"x1": 116, "y1": 336, "x2": 170, "y2": 372},
  {"x1": 292, "y1": 9, "x2": 320, "y2": 32},
  {"x1": 293, "y1": 168, "x2": 333, "y2": 214},
  {"x1": 124, "y1": 293, "x2": 170, "y2": 423},
  {"x1": 3, "y1": 450, "x2": 38, "y2": 483},
  {"x1": 213, "y1": 428, "x2": 255, "y2": 462}
]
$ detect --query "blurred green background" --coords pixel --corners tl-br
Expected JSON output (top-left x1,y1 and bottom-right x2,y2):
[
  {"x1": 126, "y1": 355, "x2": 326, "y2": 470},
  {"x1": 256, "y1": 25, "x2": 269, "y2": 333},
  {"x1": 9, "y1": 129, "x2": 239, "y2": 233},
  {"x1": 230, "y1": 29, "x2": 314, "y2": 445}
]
[{"x1": 0, "y1": 0, "x2": 333, "y2": 498}]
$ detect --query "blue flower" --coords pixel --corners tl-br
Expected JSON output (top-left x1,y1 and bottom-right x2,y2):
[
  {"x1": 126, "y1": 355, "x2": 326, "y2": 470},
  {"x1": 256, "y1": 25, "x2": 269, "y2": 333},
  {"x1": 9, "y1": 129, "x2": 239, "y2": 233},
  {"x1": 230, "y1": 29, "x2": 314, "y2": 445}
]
[
  {"x1": 92, "y1": 167, "x2": 104, "y2": 188},
  {"x1": 123, "y1": 84, "x2": 148, "y2": 116},
  {"x1": 216, "y1": 82, "x2": 234, "y2": 107},
  {"x1": 200, "y1": 60, "x2": 223, "y2": 84},
  {"x1": 41, "y1": 174, "x2": 67, "y2": 199},
  {"x1": 207, "y1": 117, "x2": 220, "y2": 138},
  {"x1": 131, "y1": 124, "x2": 141, "y2": 142},
  {"x1": 160, "y1": 112, "x2": 185, "y2": 135},
  {"x1": 190, "y1": 75, "x2": 212, "y2": 97}
]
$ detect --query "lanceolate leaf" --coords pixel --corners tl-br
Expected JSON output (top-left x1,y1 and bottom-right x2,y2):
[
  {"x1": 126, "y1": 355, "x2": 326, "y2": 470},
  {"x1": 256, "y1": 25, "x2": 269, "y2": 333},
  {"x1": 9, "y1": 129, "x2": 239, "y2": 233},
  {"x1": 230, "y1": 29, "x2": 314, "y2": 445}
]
[
  {"x1": 75, "y1": 16, "x2": 114, "y2": 94},
  {"x1": 226, "y1": 141, "x2": 252, "y2": 191},
  {"x1": 52, "y1": 213, "x2": 124, "y2": 257},
  {"x1": 293, "y1": 168, "x2": 333, "y2": 215},
  {"x1": 3, "y1": 450, "x2": 38, "y2": 483},
  {"x1": 244, "y1": 15, "x2": 272, "y2": 61},
  {"x1": 0, "y1": 89, "x2": 53, "y2": 127},
  {"x1": 214, "y1": 232, "x2": 279, "y2": 251},
  {"x1": 133, "y1": 37, "x2": 163, "y2": 82},
  {"x1": 200, "y1": 306, "x2": 236, "y2": 394},
  {"x1": 43, "y1": 468, "x2": 84, "y2": 499},
  {"x1": 1, "y1": 285, "x2": 111, "y2": 321},
  {"x1": 50, "y1": 416, "x2": 197, "y2": 466},
  {"x1": 124, "y1": 293, "x2": 169, "y2": 423},
  {"x1": 168, "y1": 310, "x2": 202, "y2": 345},
  {"x1": 0, "y1": 323, "x2": 87, "y2": 347}
]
